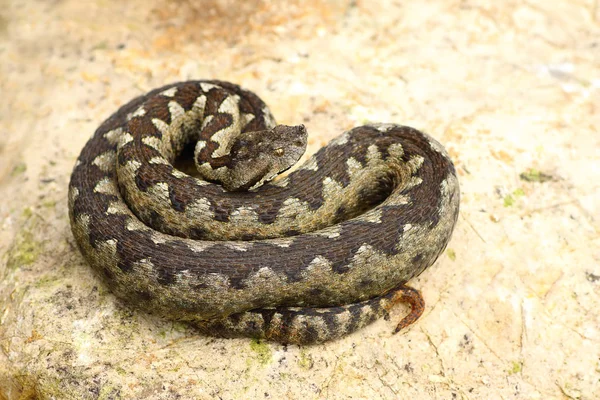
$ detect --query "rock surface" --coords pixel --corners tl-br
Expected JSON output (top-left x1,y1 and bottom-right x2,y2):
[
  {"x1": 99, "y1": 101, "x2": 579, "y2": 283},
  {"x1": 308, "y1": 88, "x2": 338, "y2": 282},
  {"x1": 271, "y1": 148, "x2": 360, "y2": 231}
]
[{"x1": 1, "y1": 0, "x2": 599, "y2": 399}]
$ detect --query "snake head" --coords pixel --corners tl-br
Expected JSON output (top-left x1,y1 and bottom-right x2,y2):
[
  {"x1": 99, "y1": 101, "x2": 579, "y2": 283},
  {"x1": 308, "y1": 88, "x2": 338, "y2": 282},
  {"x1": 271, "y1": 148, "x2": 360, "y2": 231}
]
[{"x1": 224, "y1": 124, "x2": 308, "y2": 191}]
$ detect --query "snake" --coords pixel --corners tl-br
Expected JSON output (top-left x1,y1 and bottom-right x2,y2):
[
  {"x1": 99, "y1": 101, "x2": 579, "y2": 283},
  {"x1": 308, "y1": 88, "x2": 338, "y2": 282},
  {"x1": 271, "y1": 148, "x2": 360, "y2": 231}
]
[{"x1": 68, "y1": 80, "x2": 460, "y2": 345}]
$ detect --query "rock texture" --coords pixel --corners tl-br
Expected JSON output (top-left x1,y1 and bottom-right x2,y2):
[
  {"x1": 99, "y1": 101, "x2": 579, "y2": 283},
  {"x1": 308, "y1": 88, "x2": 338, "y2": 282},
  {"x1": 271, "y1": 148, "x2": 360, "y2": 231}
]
[{"x1": 1, "y1": 0, "x2": 599, "y2": 398}]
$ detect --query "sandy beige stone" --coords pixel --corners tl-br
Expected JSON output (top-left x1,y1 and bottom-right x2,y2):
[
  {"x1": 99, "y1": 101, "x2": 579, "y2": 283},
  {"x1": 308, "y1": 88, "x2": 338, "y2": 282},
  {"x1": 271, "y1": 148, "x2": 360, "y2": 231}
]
[{"x1": 1, "y1": 0, "x2": 599, "y2": 399}]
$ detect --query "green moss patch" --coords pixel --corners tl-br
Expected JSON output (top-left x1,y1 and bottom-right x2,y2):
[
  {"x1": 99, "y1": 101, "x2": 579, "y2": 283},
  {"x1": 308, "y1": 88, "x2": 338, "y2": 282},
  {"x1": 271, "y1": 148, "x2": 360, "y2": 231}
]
[
  {"x1": 249, "y1": 339, "x2": 272, "y2": 366},
  {"x1": 7, "y1": 229, "x2": 41, "y2": 271},
  {"x1": 519, "y1": 168, "x2": 553, "y2": 183}
]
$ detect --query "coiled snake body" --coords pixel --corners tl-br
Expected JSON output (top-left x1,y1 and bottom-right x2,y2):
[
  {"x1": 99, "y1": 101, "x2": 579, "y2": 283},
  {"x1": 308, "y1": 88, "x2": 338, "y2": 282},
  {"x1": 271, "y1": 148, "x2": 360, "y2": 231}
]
[{"x1": 68, "y1": 80, "x2": 460, "y2": 344}]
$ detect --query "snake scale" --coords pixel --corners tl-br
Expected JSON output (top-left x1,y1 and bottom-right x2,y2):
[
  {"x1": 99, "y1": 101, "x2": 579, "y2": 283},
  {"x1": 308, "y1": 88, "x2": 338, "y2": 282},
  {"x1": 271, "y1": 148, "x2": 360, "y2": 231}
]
[{"x1": 68, "y1": 80, "x2": 460, "y2": 345}]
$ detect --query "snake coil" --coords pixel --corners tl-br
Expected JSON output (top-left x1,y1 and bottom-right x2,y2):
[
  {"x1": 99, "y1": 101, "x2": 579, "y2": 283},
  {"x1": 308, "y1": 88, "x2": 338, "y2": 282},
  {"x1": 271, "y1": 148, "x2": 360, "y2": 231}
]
[{"x1": 68, "y1": 80, "x2": 460, "y2": 344}]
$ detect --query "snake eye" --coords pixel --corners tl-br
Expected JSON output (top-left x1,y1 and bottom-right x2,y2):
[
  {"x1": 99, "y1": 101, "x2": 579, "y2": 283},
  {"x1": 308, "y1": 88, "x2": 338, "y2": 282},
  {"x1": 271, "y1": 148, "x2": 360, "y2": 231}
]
[{"x1": 274, "y1": 148, "x2": 285, "y2": 157}]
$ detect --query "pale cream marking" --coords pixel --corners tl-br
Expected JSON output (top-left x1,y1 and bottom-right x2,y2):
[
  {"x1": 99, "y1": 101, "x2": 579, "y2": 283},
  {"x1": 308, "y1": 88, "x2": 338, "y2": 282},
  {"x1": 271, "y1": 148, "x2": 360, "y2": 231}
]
[
  {"x1": 345, "y1": 157, "x2": 363, "y2": 178},
  {"x1": 389, "y1": 194, "x2": 410, "y2": 206},
  {"x1": 160, "y1": 87, "x2": 178, "y2": 97},
  {"x1": 405, "y1": 176, "x2": 423, "y2": 191},
  {"x1": 395, "y1": 222, "x2": 429, "y2": 253},
  {"x1": 310, "y1": 308, "x2": 332, "y2": 315},
  {"x1": 240, "y1": 112, "x2": 256, "y2": 127},
  {"x1": 132, "y1": 105, "x2": 146, "y2": 117},
  {"x1": 267, "y1": 237, "x2": 295, "y2": 248},
  {"x1": 201, "y1": 273, "x2": 231, "y2": 290},
  {"x1": 124, "y1": 160, "x2": 142, "y2": 174},
  {"x1": 198, "y1": 161, "x2": 216, "y2": 174},
  {"x1": 93, "y1": 178, "x2": 118, "y2": 195},
  {"x1": 373, "y1": 123, "x2": 397, "y2": 132},
  {"x1": 191, "y1": 175, "x2": 211, "y2": 186},
  {"x1": 131, "y1": 258, "x2": 155, "y2": 276},
  {"x1": 173, "y1": 269, "x2": 192, "y2": 284},
  {"x1": 301, "y1": 255, "x2": 333, "y2": 279},
  {"x1": 278, "y1": 306, "x2": 303, "y2": 312},
  {"x1": 148, "y1": 156, "x2": 170, "y2": 165},
  {"x1": 119, "y1": 132, "x2": 134, "y2": 146},
  {"x1": 355, "y1": 244, "x2": 374, "y2": 257},
  {"x1": 200, "y1": 82, "x2": 218, "y2": 92},
  {"x1": 69, "y1": 186, "x2": 79, "y2": 203},
  {"x1": 426, "y1": 134, "x2": 452, "y2": 159},
  {"x1": 243, "y1": 267, "x2": 287, "y2": 290},
  {"x1": 269, "y1": 176, "x2": 290, "y2": 188},
  {"x1": 168, "y1": 100, "x2": 185, "y2": 121},
  {"x1": 330, "y1": 131, "x2": 350, "y2": 146},
  {"x1": 355, "y1": 209, "x2": 382, "y2": 224},
  {"x1": 151, "y1": 118, "x2": 170, "y2": 136},
  {"x1": 103, "y1": 128, "x2": 123, "y2": 145},
  {"x1": 186, "y1": 241, "x2": 215, "y2": 253},
  {"x1": 209, "y1": 95, "x2": 243, "y2": 157},
  {"x1": 350, "y1": 244, "x2": 388, "y2": 273},
  {"x1": 92, "y1": 151, "x2": 116, "y2": 172},
  {"x1": 380, "y1": 298, "x2": 392, "y2": 311},
  {"x1": 310, "y1": 225, "x2": 341, "y2": 239},
  {"x1": 150, "y1": 232, "x2": 168, "y2": 245},
  {"x1": 195, "y1": 140, "x2": 206, "y2": 151},
  {"x1": 335, "y1": 309, "x2": 353, "y2": 334},
  {"x1": 126, "y1": 105, "x2": 146, "y2": 121},
  {"x1": 191, "y1": 95, "x2": 207, "y2": 113},
  {"x1": 185, "y1": 197, "x2": 213, "y2": 219},
  {"x1": 407, "y1": 155, "x2": 424, "y2": 173},
  {"x1": 171, "y1": 169, "x2": 188, "y2": 179},
  {"x1": 96, "y1": 239, "x2": 117, "y2": 259},
  {"x1": 370, "y1": 123, "x2": 395, "y2": 133},
  {"x1": 321, "y1": 177, "x2": 344, "y2": 201},
  {"x1": 74, "y1": 159, "x2": 82, "y2": 168},
  {"x1": 201, "y1": 114, "x2": 214, "y2": 129},
  {"x1": 192, "y1": 176, "x2": 211, "y2": 186},
  {"x1": 438, "y1": 177, "x2": 460, "y2": 216},
  {"x1": 106, "y1": 202, "x2": 129, "y2": 215},
  {"x1": 366, "y1": 144, "x2": 382, "y2": 163},
  {"x1": 309, "y1": 316, "x2": 329, "y2": 341},
  {"x1": 224, "y1": 242, "x2": 251, "y2": 252},
  {"x1": 141, "y1": 136, "x2": 163, "y2": 152},
  {"x1": 125, "y1": 218, "x2": 150, "y2": 232},
  {"x1": 146, "y1": 182, "x2": 170, "y2": 205},
  {"x1": 387, "y1": 143, "x2": 404, "y2": 159},
  {"x1": 230, "y1": 206, "x2": 259, "y2": 224},
  {"x1": 276, "y1": 197, "x2": 312, "y2": 223},
  {"x1": 76, "y1": 214, "x2": 91, "y2": 232},
  {"x1": 358, "y1": 304, "x2": 375, "y2": 326},
  {"x1": 249, "y1": 177, "x2": 272, "y2": 192}
]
